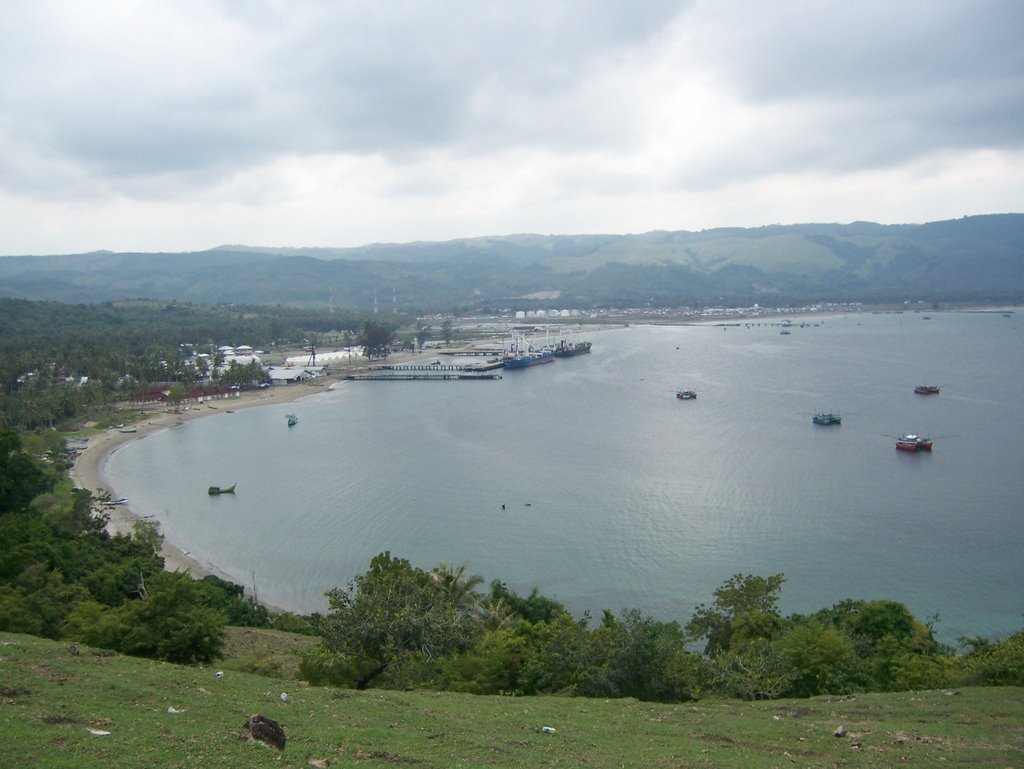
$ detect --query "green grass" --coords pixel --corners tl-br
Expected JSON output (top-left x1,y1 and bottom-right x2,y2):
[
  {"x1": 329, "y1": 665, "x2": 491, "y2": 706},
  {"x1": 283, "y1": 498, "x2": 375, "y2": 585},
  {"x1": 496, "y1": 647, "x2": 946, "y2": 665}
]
[
  {"x1": 219, "y1": 626, "x2": 318, "y2": 679},
  {"x1": 2, "y1": 631, "x2": 1022, "y2": 768}
]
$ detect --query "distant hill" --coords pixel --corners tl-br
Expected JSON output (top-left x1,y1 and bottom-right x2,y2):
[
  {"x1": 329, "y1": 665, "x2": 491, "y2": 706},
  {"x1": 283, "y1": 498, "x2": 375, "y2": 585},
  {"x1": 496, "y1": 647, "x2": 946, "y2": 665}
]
[{"x1": 2, "y1": 214, "x2": 1022, "y2": 311}]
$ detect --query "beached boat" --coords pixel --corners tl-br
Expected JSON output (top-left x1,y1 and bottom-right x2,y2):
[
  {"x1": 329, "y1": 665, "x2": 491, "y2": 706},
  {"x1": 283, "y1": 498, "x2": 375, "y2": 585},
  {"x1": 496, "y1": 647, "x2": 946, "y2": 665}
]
[
  {"x1": 286, "y1": 414, "x2": 298, "y2": 426},
  {"x1": 914, "y1": 385, "x2": 940, "y2": 395},
  {"x1": 812, "y1": 411, "x2": 841, "y2": 425},
  {"x1": 208, "y1": 483, "x2": 236, "y2": 495},
  {"x1": 676, "y1": 390, "x2": 697, "y2": 400},
  {"x1": 553, "y1": 339, "x2": 592, "y2": 357},
  {"x1": 105, "y1": 497, "x2": 129, "y2": 505},
  {"x1": 117, "y1": 426, "x2": 138, "y2": 433},
  {"x1": 895, "y1": 434, "x2": 933, "y2": 452}
]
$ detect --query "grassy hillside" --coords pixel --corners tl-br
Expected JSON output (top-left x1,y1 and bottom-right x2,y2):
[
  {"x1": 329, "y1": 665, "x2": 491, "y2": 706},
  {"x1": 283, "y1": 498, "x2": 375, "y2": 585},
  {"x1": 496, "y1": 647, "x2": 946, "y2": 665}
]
[{"x1": 3, "y1": 631, "x2": 1022, "y2": 768}]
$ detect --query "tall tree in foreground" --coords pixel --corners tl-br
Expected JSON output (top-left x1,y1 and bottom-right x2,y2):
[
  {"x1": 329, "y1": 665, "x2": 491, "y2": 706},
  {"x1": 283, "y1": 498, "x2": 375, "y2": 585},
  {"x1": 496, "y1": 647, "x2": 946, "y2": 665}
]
[
  {"x1": 321, "y1": 552, "x2": 481, "y2": 689},
  {"x1": 686, "y1": 573, "x2": 787, "y2": 655}
]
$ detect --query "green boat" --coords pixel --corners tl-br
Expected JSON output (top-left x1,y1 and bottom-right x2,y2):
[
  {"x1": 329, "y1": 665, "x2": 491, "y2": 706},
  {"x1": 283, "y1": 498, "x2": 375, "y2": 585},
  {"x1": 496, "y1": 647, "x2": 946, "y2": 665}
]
[
  {"x1": 287, "y1": 414, "x2": 298, "y2": 427},
  {"x1": 208, "y1": 483, "x2": 236, "y2": 495}
]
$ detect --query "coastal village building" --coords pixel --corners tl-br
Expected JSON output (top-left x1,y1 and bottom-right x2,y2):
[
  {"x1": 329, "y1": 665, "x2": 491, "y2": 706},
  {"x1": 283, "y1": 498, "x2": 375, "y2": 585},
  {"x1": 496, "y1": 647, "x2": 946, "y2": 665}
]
[
  {"x1": 266, "y1": 365, "x2": 328, "y2": 385},
  {"x1": 129, "y1": 385, "x2": 241, "y2": 406}
]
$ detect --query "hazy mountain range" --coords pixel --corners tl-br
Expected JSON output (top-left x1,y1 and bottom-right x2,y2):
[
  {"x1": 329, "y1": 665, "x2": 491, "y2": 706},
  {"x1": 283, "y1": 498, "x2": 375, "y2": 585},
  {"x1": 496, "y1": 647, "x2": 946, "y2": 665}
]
[{"x1": 1, "y1": 214, "x2": 1021, "y2": 312}]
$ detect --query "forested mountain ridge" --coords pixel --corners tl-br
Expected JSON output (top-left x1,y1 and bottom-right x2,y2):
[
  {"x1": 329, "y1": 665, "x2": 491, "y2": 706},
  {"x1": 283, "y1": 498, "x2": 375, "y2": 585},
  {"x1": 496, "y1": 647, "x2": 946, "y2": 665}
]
[{"x1": 2, "y1": 214, "x2": 1021, "y2": 311}]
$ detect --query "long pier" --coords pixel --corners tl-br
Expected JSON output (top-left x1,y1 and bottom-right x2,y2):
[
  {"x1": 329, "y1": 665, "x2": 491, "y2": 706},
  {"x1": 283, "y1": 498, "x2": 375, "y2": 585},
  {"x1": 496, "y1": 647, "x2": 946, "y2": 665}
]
[
  {"x1": 348, "y1": 369, "x2": 501, "y2": 381},
  {"x1": 382, "y1": 360, "x2": 505, "y2": 372}
]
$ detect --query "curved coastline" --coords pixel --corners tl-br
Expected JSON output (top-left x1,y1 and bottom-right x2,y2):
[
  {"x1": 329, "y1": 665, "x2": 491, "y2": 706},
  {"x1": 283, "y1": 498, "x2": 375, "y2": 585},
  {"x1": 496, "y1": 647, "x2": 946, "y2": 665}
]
[{"x1": 70, "y1": 380, "x2": 345, "y2": 582}]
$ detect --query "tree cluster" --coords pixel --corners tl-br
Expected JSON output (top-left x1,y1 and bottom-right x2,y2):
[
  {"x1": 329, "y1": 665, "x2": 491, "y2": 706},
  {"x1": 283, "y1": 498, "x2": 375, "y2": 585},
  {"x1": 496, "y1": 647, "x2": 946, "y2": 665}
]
[
  {"x1": 303, "y1": 557, "x2": 1024, "y2": 701},
  {"x1": 0, "y1": 298, "x2": 364, "y2": 431},
  {"x1": 0, "y1": 429, "x2": 309, "y2": 663}
]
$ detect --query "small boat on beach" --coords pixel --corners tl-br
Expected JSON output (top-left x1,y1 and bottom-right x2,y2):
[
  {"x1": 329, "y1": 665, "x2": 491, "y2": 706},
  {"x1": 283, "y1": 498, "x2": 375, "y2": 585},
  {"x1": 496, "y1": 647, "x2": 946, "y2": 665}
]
[
  {"x1": 914, "y1": 385, "x2": 940, "y2": 395},
  {"x1": 676, "y1": 390, "x2": 697, "y2": 400},
  {"x1": 286, "y1": 414, "x2": 298, "y2": 426},
  {"x1": 105, "y1": 497, "x2": 129, "y2": 506},
  {"x1": 117, "y1": 426, "x2": 138, "y2": 433},
  {"x1": 896, "y1": 434, "x2": 933, "y2": 452},
  {"x1": 208, "y1": 483, "x2": 236, "y2": 495},
  {"x1": 812, "y1": 411, "x2": 841, "y2": 425}
]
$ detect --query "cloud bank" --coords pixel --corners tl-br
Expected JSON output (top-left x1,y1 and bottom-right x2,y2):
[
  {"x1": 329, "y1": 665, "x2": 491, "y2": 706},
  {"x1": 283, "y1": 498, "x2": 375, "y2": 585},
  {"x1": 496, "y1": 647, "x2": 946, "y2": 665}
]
[{"x1": 2, "y1": 0, "x2": 1022, "y2": 254}]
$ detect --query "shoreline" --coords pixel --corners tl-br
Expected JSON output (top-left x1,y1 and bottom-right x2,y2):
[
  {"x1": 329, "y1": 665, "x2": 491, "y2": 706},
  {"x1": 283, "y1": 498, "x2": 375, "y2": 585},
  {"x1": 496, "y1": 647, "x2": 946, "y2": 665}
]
[
  {"x1": 70, "y1": 379, "x2": 343, "y2": 581},
  {"x1": 68, "y1": 343, "x2": 463, "y2": 589}
]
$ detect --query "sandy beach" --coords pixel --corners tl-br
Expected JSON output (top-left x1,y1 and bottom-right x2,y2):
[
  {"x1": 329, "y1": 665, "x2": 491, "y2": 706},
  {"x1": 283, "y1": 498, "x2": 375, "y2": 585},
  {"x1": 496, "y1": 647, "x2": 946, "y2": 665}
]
[{"x1": 69, "y1": 379, "x2": 342, "y2": 579}]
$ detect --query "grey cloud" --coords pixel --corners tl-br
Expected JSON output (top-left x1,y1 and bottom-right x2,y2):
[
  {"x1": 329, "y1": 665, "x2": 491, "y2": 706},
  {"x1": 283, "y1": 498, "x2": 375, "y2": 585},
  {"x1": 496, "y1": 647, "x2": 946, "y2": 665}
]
[{"x1": 1, "y1": 0, "x2": 687, "y2": 187}]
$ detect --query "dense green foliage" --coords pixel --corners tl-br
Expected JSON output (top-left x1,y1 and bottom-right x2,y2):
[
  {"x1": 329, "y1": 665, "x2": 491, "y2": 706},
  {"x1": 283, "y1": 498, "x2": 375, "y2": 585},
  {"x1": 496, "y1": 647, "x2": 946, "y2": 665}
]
[
  {"x1": 0, "y1": 430, "x2": 278, "y2": 663},
  {"x1": 0, "y1": 298, "x2": 365, "y2": 431},
  {"x1": 303, "y1": 557, "x2": 1023, "y2": 702}
]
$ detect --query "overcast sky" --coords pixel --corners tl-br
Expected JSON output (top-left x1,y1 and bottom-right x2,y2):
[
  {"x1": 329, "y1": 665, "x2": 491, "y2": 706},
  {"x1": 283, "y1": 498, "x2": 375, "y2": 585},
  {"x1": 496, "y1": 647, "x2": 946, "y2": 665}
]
[{"x1": 2, "y1": 1, "x2": 1022, "y2": 255}]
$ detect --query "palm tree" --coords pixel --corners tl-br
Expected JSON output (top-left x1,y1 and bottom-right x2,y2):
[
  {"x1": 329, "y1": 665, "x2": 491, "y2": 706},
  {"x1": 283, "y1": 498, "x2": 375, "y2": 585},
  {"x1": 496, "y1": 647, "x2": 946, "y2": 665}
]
[{"x1": 428, "y1": 561, "x2": 484, "y2": 614}]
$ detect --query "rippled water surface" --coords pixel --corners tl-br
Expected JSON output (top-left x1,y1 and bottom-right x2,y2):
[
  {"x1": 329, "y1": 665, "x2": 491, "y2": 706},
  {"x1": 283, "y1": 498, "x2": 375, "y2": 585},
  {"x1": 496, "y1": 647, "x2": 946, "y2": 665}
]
[{"x1": 106, "y1": 312, "x2": 1024, "y2": 640}]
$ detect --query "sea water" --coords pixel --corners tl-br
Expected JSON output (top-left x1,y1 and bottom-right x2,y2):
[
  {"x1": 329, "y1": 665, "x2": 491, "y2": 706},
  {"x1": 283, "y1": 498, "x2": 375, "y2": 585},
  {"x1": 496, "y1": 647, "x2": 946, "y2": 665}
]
[{"x1": 105, "y1": 311, "x2": 1024, "y2": 642}]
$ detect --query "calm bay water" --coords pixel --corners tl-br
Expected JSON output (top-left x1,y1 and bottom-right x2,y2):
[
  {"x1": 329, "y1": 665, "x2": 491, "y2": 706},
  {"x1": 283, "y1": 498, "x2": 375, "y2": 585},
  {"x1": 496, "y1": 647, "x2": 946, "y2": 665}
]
[{"x1": 106, "y1": 311, "x2": 1024, "y2": 641}]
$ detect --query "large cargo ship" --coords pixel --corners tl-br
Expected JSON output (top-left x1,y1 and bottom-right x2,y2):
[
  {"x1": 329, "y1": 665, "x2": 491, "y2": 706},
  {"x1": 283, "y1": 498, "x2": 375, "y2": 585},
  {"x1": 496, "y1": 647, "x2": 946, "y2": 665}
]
[
  {"x1": 553, "y1": 339, "x2": 592, "y2": 357},
  {"x1": 504, "y1": 349, "x2": 554, "y2": 368}
]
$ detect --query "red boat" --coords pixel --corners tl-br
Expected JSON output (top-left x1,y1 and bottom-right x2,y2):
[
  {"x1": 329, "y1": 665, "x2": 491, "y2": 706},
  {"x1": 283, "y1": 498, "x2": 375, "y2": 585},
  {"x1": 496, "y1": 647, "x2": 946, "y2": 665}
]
[
  {"x1": 914, "y1": 385, "x2": 940, "y2": 395},
  {"x1": 896, "y1": 434, "x2": 933, "y2": 452}
]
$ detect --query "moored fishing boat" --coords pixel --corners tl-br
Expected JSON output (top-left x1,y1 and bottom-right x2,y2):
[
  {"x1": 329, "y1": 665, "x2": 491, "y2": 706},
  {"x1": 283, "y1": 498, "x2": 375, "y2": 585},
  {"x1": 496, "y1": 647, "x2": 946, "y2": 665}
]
[
  {"x1": 812, "y1": 411, "x2": 841, "y2": 425},
  {"x1": 286, "y1": 414, "x2": 298, "y2": 426},
  {"x1": 503, "y1": 331, "x2": 555, "y2": 369},
  {"x1": 208, "y1": 483, "x2": 236, "y2": 495},
  {"x1": 504, "y1": 350, "x2": 554, "y2": 368},
  {"x1": 914, "y1": 385, "x2": 940, "y2": 395},
  {"x1": 896, "y1": 434, "x2": 932, "y2": 451},
  {"x1": 676, "y1": 390, "x2": 697, "y2": 400}
]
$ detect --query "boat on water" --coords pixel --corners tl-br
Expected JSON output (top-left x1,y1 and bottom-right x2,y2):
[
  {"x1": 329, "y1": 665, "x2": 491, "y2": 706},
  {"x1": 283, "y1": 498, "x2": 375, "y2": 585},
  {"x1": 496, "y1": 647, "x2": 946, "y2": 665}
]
[
  {"x1": 780, "y1": 329, "x2": 791, "y2": 335},
  {"x1": 553, "y1": 339, "x2": 592, "y2": 357},
  {"x1": 503, "y1": 331, "x2": 555, "y2": 369},
  {"x1": 286, "y1": 414, "x2": 298, "y2": 426},
  {"x1": 208, "y1": 483, "x2": 236, "y2": 495},
  {"x1": 676, "y1": 390, "x2": 697, "y2": 400},
  {"x1": 896, "y1": 434, "x2": 933, "y2": 452},
  {"x1": 504, "y1": 350, "x2": 554, "y2": 368},
  {"x1": 914, "y1": 385, "x2": 940, "y2": 395},
  {"x1": 812, "y1": 411, "x2": 841, "y2": 425}
]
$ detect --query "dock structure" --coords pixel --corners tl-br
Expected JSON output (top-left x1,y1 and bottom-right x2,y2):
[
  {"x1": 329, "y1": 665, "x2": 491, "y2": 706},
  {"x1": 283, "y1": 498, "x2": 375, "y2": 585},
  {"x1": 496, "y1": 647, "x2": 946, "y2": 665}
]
[
  {"x1": 438, "y1": 348, "x2": 504, "y2": 357},
  {"x1": 383, "y1": 360, "x2": 505, "y2": 372},
  {"x1": 347, "y1": 369, "x2": 501, "y2": 381}
]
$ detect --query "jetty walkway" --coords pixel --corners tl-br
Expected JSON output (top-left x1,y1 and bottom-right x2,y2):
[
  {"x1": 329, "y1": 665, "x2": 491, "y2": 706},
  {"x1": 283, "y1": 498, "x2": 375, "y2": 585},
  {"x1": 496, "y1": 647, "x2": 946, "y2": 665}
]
[{"x1": 347, "y1": 360, "x2": 504, "y2": 381}]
